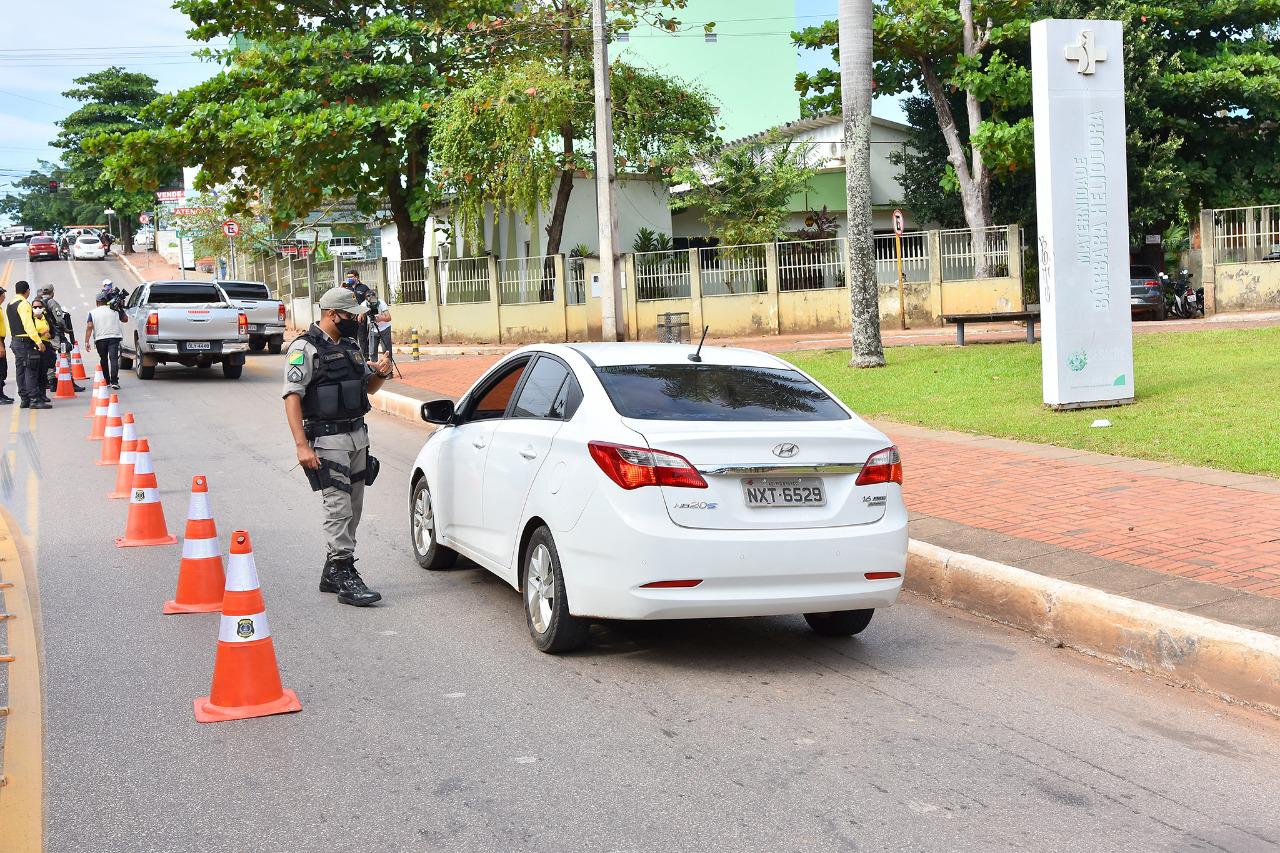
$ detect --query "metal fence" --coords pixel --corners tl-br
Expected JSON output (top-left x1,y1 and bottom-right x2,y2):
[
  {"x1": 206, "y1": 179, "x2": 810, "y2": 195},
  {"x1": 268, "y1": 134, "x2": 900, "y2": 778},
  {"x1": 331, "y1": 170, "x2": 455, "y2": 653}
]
[
  {"x1": 567, "y1": 258, "x2": 587, "y2": 305},
  {"x1": 872, "y1": 232, "x2": 931, "y2": 287},
  {"x1": 289, "y1": 257, "x2": 310, "y2": 299},
  {"x1": 635, "y1": 249, "x2": 691, "y2": 301},
  {"x1": 498, "y1": 255, "x2": 557, "y2": 305},
  {"x1": 439, "y1": 256, "x2": 491, "y2": 304},
  {"x1": 1212, "y1": 204, "x2": 1280, "y2": 264},
  {"x1": 396, "y1": 258, "x2": 428, "y2": 304},
  {"x1": 779, "y1": 238, "x2": 845, "y2": 292},
  {"x1": 939, "y1": 226, "x2": 1010, "y2": 281},
  {"x1": 699, "y1": 244, "x2": 768, "y2": 296}
]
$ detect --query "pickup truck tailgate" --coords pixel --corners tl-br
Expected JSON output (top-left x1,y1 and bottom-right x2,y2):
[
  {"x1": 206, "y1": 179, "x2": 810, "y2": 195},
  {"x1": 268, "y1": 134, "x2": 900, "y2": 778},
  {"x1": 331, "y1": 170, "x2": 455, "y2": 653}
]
[{"x1": 157, "y1": 307, "x2": 241, "y2": 339}]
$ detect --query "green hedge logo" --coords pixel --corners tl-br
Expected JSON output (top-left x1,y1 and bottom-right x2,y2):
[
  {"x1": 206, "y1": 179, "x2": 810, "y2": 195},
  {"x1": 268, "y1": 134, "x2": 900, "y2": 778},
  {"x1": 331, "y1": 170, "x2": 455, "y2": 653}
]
[{"x1": 1068, "y1": 350, "x2": 1088, "y2": 372}]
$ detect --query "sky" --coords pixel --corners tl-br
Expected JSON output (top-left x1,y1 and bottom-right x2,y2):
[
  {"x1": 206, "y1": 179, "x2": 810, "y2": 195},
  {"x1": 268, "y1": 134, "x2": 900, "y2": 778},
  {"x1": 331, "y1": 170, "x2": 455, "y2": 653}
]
[{"x1": 0, "y1": 0, "x2": 902, "y2": 200}]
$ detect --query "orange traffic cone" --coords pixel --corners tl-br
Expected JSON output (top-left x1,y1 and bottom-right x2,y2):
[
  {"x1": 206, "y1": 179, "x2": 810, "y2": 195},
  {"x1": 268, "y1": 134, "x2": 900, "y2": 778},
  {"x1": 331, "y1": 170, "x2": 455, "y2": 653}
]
[
  {"x1": 84, "y1": 369, "x2": 103, "y2": 419},
  {"x1": 53, "y1": 352, "x2": 76, "y2": 399},
  {"x1": 109, "y1": 414, "x2": 137, "y2": 499},
  {"x1": 194, "y1": 530, "x2": 301, "y2": 723},
  {"x1": 87, "y1": 379, "x2": 110, "y2": 440},
  {"x1": 115, "y1": 438, "x2": 178, "y2": 548},
  {"x1": 164, "y1": 476, "x2": 226, "y2": 614},
  {"x1": 70, "y1": 343, "x2": 89, "y2": 381},
  {"x1": 96, "y1": 394, "x2": 123, "y2": 465}
]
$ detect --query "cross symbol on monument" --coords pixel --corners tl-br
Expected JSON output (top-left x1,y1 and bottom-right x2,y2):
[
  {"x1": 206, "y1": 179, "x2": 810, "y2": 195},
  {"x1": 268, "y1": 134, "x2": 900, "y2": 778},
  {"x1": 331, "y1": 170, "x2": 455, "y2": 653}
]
[{"x1": 1064, "y1": 30, "x2": 1107, "y2": 75}]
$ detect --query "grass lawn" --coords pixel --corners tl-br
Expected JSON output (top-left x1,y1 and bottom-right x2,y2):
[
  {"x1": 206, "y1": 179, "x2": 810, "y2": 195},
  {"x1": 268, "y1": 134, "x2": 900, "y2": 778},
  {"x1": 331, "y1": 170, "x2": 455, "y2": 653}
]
[{"x1": 786, "y1": 326, "x2": 1280, "y2": 477}]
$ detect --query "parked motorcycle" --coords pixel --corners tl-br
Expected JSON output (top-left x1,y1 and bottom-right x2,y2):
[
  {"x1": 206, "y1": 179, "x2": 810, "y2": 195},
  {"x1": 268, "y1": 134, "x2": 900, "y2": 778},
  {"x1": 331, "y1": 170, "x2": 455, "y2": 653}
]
[{"x1": 1161, "y1": 269, "x2": 1203, "y2": 319}]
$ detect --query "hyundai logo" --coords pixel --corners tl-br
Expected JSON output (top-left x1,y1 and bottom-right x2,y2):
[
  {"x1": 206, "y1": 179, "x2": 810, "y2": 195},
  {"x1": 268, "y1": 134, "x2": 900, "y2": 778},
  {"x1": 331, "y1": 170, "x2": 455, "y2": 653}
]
[{"x1": 773, "y1": 443, "x2": 799, "y2": 459}]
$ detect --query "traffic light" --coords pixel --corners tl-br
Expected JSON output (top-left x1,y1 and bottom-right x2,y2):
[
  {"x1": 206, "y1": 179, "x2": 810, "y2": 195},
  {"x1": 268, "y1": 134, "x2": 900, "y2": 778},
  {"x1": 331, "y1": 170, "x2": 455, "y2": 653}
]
[{"x1": 48, "y1": 180, "x2": 60, "y2": 193}]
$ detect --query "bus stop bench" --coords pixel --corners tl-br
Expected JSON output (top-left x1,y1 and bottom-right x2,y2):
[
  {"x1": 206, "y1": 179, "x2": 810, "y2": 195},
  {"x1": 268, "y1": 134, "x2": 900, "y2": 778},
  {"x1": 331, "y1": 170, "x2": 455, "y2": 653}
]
[{"x1": 941, "y1": 307, "x2": 1041, "y2": 346}]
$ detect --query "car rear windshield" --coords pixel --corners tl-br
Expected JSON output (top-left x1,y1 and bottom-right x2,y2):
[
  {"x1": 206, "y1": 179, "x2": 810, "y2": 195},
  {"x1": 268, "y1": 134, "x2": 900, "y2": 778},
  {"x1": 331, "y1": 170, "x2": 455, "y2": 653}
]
[
  {"x1": 1130, "y1": 266, "x2": 1158, "y2": 279},
  {"x1": 595, "y1": 364, "x2": 850, "y2": 422},
  {"x1": 77, "y1": 236, "x2": 99, "y2": 244},
  {"x1": 147, "y1": 283, "x2": 225, "y2": 304},
  {"x1": 219, "y1": 282, "x2": 270, "y2": 299}
]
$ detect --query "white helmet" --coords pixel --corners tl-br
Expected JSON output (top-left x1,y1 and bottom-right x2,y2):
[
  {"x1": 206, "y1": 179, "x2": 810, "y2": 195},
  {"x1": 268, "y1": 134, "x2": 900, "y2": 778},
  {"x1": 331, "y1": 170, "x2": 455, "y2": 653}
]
[{"x1": 101, "y1": 278, "x2": 113, "y2": 288}]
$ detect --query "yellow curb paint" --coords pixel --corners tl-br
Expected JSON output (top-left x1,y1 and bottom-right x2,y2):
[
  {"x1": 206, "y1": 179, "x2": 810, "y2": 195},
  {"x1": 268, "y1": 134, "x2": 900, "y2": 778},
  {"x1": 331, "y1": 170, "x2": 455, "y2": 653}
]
[
  {"x1": 0, "y1": 507, "x2": 43, "y2": 853},
  {"x1": 0, "y1": 259, "x2": 13, "y2": 288}
]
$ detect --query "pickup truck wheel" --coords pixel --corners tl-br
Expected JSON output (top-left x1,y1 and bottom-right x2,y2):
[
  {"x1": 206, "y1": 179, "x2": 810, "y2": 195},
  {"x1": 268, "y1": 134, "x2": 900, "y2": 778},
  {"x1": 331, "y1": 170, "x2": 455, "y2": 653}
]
[
  {"x1": 248, "y1": 336, "x2": 266, "y2": 352},
  {"x1": 134, "y1": 339, "x2": 155, "y2": 379},
  {"x1": 119, "y1": 353, "x2": 134, "y2": 370},
  {"x1": 222, "y1": 361, "x2": 243, "y2": 379},
  {"x1": 267, "y1": 336, "x2": 283, "y2": 355}
]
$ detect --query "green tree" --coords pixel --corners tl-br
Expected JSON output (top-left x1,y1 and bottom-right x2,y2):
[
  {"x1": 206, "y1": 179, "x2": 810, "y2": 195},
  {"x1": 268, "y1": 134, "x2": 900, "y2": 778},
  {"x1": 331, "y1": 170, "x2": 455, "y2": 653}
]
[
  {"x1": 57, "y1": 67, "x2": 171, "y2": 249},
  {"x1": 0, "y1": 163, "x2": 99, "y2": 231},
  {"x1": 672, "y1": 139, "x2": 816, "y2": 247},
  {"x1": 430, "y1": 1, "x2": 719, "y2": 257},
  {"x1": 106, "y1": 0, "x2": 508, "y2": 262},
  {"x1": 794, "y1": 1, "x2": 1034, "y2": 241}
]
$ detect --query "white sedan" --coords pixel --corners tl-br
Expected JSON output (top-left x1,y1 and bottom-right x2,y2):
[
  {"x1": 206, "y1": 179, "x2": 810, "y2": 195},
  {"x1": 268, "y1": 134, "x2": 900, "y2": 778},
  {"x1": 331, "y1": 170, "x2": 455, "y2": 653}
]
[
  {"x1": 71, "y1": 234, "x2": 106, "y2": 260},
  {"x1": 408, "y1": 343, "x2": 907, "y2": 653}
]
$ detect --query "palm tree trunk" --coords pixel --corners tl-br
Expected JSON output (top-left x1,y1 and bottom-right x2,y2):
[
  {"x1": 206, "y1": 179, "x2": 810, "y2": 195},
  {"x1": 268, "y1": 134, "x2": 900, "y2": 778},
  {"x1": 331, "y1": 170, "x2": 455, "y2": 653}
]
[{"x1": 839, "y1": 0, "x2": 885, "y2": 367}]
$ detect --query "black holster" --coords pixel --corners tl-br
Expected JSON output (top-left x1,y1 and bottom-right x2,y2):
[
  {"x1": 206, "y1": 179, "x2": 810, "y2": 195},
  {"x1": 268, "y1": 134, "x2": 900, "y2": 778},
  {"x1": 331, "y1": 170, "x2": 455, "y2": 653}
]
[{"x1": 364, "y1": 454, "x2": 380, "y2": 487}]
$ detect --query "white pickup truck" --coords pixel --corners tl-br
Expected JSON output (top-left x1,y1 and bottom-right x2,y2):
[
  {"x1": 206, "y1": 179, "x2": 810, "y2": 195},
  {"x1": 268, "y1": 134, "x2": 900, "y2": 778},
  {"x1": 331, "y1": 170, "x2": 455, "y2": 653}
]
[
  {"x1": 216, "y1": 279, "x2": 287, "y2": 353},
  {"x1": 120, "y1": 280, "x2": 250, "y2": 380}
]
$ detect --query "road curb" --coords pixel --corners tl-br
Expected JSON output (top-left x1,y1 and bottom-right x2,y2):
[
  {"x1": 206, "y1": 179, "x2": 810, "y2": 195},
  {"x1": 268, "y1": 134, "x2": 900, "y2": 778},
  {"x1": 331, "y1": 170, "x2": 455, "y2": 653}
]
[
  {"x1": 370, "y1": 387, "x2": 426, "y2": 423},
  {"x1": 905, "y1": 540, "x2": 1280, "y2": 715},
  {"x1": 115, "y1": 253, "x2": 145, "y2": 284}
]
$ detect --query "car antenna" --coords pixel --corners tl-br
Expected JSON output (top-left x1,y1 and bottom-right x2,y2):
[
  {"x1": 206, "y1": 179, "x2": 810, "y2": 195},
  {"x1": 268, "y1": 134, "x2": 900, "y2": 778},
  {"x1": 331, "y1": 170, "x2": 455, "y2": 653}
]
[{"x1": 688, "y1": 325, "x2": 710, "y2": 363}]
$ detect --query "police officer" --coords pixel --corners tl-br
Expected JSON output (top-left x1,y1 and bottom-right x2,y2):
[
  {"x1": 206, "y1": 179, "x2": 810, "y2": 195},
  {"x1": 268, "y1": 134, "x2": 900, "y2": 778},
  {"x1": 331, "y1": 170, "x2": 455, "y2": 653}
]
[{"x1": 282, "y1": 287, "x2": 393, "y2": 607}]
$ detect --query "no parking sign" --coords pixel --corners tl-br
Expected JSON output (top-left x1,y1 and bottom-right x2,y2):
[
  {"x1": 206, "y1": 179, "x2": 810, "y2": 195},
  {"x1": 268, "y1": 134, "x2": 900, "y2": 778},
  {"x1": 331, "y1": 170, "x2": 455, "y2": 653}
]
[{"x1": 222, "y1": 220, "x2": 241, "y2": 238}]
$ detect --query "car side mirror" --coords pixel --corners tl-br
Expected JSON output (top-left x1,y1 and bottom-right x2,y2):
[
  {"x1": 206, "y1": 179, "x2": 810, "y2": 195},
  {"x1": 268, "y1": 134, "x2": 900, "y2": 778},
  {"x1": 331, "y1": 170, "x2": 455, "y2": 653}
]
[{"x1": 421, "y1": 399, "x2": 456, "y2": 425}]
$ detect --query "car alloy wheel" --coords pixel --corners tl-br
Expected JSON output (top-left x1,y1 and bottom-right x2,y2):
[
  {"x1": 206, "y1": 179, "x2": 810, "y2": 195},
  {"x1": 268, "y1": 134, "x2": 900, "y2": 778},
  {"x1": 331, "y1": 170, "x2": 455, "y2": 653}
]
[
  {"x1": 525, "y1": 543, "x2": 555, "y2": 636},
  {"x1": 521, "y1": 527, "x2": 590, "y2": 653},
  {"x1": 410, "y1": 477, "x2": 456, "y2": 570}
]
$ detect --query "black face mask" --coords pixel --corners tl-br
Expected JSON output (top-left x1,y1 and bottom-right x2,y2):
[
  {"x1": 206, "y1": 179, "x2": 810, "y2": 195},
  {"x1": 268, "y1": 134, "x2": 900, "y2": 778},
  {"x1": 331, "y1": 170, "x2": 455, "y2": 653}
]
[{"x1": 334, "y1": 314, "x2": 361, "y2": 340}]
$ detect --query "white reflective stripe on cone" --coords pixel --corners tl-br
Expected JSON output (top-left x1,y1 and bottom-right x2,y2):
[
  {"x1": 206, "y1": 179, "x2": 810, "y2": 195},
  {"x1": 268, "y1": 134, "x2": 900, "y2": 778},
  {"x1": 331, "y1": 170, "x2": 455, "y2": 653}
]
[
  {"x1": 217, "y1": 611, "x2": 271, "y2": 643},
  {"x1": 132, "y1": 451, "x2": 154, "y2": 476},
  {"x1": 130, "y1": 487, "x2": 160, "y2": 505},
  {"x1": 121, "y1": 424, "x2": 136, "y2": 442},
  {"x1": 224, "y1": 552, "x2": 260, "y2": 592},
  {"x1": 118, "y1": 451, "x2": 135, "y2": 464},
  {"x1": 182, "y1": 536, "x2": 221, "y2": 560},
  {"x1": 105, "y1": 425, "x2": 123, "y2": 438},
  {"x1": 187, "y1": 492, "x2": 212, "y2": 520}
]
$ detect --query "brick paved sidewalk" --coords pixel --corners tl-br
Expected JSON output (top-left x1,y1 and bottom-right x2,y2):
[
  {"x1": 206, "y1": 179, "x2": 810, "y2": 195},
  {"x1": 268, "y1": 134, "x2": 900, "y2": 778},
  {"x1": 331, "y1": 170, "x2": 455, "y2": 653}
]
[{"x1": 382, "y1": 357, "x2": 1280, "y2": 636}]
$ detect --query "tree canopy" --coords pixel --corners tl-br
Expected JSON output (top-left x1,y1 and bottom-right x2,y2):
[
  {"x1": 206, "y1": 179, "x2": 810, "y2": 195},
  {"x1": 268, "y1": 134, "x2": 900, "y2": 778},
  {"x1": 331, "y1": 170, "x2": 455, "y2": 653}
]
[{"x1": 0, "y1": 163, "x2": 100, "y2": 231}]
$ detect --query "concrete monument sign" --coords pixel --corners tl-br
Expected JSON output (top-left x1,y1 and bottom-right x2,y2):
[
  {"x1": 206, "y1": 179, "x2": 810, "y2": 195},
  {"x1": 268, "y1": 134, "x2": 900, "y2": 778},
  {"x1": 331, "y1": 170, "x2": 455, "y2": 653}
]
[{"x1": 1032, "y1": 19, "x2": 1134, "y2": 409}]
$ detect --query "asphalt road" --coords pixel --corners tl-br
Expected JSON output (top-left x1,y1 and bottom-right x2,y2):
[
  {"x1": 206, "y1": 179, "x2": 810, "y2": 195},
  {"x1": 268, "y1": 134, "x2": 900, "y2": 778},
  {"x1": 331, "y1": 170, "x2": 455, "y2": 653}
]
[{"x1": 6, "y1": 244, "x2": 1280, "y2": 852}]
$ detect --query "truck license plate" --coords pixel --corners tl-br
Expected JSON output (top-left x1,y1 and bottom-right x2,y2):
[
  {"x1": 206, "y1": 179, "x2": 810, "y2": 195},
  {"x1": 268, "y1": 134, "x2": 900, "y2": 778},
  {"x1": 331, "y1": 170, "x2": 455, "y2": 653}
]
[
  {"x1": 185, "y1": 341, "x2": 212, "y2": 351},
  {"x1": 742, "y1": 477, "x2": 826, "y2": 508},
  {"x1": 247, "y1": 324, "x2": 263, "y2": 332}
]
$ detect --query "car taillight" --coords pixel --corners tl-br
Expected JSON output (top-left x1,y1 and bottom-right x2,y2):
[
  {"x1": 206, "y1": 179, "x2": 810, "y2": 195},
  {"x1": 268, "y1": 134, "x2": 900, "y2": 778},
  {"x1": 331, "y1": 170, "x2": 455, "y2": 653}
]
[
  {"x1": 588, "y1": 441, "x2": 707, "y2": 490},
  {"x1": 278, "y1": 303, "x2": 286, "y2": 323},
  {"x1": 238, "y1": 312, "x2": 248, "y2": 336},
  {"x1": 1144, "y1": 280, "x2": 1159, "y2": 288},
  {"x1": 856, "y1": 446, "x2": 903, "y2": 486},
  {"x1": 145, "y1": 312, "x2": 159, "y2": 336}
]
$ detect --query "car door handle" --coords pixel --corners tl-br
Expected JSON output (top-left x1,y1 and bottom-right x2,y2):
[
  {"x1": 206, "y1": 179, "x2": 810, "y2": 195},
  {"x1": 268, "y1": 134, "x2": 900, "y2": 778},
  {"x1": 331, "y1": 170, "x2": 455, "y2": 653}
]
[
  {"x1": 520, "y1": 447, "x2": 538, "y2": 460},
  {"x1": 472, "y1": 439, "x2": 488, "y2": 449}
]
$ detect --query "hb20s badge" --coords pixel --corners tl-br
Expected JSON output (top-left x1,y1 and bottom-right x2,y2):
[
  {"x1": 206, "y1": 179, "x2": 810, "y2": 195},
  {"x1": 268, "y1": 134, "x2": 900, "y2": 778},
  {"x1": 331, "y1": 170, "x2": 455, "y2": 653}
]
[{"x1": 236, "y1": 618, "x2": 255, "y2": 639}]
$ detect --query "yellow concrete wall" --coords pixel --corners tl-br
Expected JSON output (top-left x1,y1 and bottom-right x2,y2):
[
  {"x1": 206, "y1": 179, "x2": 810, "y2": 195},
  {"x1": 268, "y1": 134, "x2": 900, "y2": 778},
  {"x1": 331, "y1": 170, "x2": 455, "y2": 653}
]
[
  {"x1": 439, "y1": 301, "x2": 501, "y2": 344},
  {"x1": 1214, "y1": 262, "x2": 1280, "y2": 312},
  {"x1": 700, "y1": 293, "x2": 777, "y2": 337},
  {"x1": 778, "y1": 289, "x2": 848, "y2": 334},
  {"x1": 498, "y1": 301, "x2": 567, "y2": 344},
  {"x1": 387, "y1": 301, "x2": 439, "y2": 343},
  {"x1": 632, "y1": 297, "x2": 697, "y2": 341}
]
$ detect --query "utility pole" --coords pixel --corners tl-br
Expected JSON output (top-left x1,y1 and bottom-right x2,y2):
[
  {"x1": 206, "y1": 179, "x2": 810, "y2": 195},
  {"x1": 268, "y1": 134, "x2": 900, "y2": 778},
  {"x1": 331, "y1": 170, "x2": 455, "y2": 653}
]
[
  {"x1": 591, "y1": 0, "x2": 622, "y2": 341},
  {"x1": 839, "y1": 0, "x2": 886, "y2": 367}
]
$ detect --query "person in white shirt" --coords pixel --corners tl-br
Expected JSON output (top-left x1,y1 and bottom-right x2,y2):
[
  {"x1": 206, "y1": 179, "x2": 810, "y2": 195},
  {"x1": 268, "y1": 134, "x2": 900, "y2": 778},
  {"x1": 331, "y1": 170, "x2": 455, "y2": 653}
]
[
  {"x1": 84, "y1": 294, "x2": 128, "y2": 389},
  {"x1": 366, "y1": 289, "x2": 394, "y2": 362}
]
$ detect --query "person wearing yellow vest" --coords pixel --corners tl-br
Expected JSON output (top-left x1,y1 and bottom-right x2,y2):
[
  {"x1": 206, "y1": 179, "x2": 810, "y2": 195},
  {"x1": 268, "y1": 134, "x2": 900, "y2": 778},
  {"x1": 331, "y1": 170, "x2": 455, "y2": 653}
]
[
  {"x1": 30, "y1": 295, "x2": 56, "y2": 404},
  {"x1": 0, "y1": 283, "x2": 11, "y2": 405},
  {"x1": 5, "y1": 280, "x2": 50, "y2": 409}
]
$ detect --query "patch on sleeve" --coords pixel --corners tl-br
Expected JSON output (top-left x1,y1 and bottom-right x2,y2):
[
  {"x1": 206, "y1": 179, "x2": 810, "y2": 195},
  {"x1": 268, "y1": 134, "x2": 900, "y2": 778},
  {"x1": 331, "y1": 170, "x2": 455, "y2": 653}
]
[
  {"x1": 288, "y1": 350, "x2": 305, "y2": 366},
  {"x1": 287, "y1": 366, "x2": 304, "y2": 383}
]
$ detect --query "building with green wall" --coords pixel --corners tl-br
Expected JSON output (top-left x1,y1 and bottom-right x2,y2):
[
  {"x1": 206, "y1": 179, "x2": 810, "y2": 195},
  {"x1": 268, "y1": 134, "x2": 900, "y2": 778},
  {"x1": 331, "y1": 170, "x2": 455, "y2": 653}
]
[{"x1": 614, "y1": 0, "x2": 802, "y2": 142}]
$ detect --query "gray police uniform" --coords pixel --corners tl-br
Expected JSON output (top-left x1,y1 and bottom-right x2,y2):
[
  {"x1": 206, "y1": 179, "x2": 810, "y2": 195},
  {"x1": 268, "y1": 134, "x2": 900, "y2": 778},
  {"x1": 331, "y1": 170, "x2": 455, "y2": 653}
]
[{"x1": 282, "y1": 325, "x2": 373, "y2": 561}]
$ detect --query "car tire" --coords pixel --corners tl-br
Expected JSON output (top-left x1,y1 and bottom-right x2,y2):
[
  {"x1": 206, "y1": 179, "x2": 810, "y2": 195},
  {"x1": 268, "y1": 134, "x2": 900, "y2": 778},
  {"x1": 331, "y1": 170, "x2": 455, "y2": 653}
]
[
  {"x1": 804, "y1": 609, "x2": 874, "y2": 637},
  {"x1": 222, "y1": 361, "x2": 243, "y2": 379},
  {"x1": 523, "y1": 526, "x2": 590, "y2": 654},
  {"x1": 248, "y1": 336, "x2": 266, "y2": 352},
  {"x1": 120, "y1": 353, "x2": 134, "y2": 370},
  {"x1": 268, "y1": 336, "x2": 283, "y2": 355},
  {"x1": 1155, "y1": 302, "x2": 1167, "y2": 322},
  {"x1": 134, "y1": 342, "x2": 155, "y2": 380},
  {"x1": 409, "y1": 476, "x2": 457, "y2": 570}
]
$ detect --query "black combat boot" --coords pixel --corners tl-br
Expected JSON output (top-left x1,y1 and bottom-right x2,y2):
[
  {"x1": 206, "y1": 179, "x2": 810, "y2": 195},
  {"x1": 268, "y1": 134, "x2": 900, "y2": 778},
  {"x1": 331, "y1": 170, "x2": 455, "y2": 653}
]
[
  {"x1": 324, "y1": 557, "x2": 382, "y2": 607},
  {"x1": 319, "y1": 554, "x2": 344, "y2": 593}
]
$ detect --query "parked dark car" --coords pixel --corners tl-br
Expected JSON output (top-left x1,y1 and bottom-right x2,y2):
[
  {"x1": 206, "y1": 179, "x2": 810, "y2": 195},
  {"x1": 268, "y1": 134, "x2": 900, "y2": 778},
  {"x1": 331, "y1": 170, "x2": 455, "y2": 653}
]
[
  {"x1": 1129, "y1": 264, "x2": 1165, "y2": 321},
  {"x1": 27, "y1": 236, "x2": 59, "y2": 262}
]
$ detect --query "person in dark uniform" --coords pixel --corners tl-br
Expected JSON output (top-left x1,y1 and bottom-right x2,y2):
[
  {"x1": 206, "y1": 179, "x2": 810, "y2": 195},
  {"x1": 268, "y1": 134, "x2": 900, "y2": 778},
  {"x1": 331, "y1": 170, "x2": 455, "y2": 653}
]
[
  {"x1": 0, "y1": 284, "x2": 12, "y2": 405},
  {"x1": 6, "y1": 281, "x2": 50, "y2": 409},
  {"x1": 282, "y1": 287, "x2": 393, "y2": 607}
]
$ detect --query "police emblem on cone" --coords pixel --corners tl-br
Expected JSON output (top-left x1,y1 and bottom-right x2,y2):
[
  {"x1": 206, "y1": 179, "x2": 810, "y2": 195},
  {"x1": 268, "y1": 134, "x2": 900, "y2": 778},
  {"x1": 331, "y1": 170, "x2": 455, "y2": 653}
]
[
  {"x1": 87, "y1": 378, "x2": 110, "y2": 440},
  {"x1": 70, "y1": 343, "x2": 89, "y2": 381},
  {"x1": 84, "y1": 369, "x2": 104, "y2": 419},
  {"x1": 109, "y1": 414, "x2": 138, "y2": 499},
  {"x1": 54, "y1": 352, "x2": 77, "y2": 399},
  {"x1": 164, "y1": 476, "x2": 226, "y2": 614},
  {"x1": 115, "y1": 438, "x2": 178, "y2": 547},
  {"x1": 194, "y1": 530, "x2": 301, "y2": 723},
  {"x1": 96, "y1": 394, "x2": 124, "y2": 465}
]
